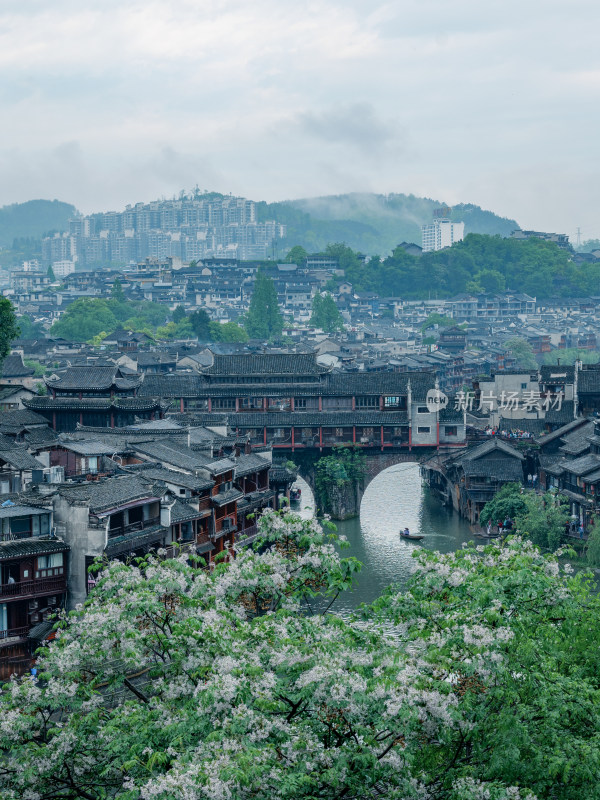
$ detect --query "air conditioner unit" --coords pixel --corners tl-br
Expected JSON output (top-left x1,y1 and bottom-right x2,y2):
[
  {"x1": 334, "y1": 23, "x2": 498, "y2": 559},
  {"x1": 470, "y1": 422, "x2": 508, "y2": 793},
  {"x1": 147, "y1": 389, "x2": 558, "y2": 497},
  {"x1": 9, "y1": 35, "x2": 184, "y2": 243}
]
[
  {"x1": 29, "y1": 612, "x2": 40, "y2": 624},
  {"x1": 28, "y1": 600, "x2": 39, "y2": 611}
]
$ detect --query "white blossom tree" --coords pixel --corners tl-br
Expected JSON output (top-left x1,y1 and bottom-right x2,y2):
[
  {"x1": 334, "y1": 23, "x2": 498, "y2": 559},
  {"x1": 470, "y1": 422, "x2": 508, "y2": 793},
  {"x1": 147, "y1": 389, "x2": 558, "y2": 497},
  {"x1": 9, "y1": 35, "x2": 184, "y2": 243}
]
[{"x1": 0, "y1": 510, "x2": 599, "y2": 800}]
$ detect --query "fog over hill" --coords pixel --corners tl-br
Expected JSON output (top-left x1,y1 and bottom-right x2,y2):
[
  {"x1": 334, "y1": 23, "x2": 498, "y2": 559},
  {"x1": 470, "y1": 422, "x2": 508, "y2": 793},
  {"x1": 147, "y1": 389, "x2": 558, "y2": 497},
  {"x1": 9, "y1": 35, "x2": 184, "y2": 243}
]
[
  {"x1": 257, "y1": 192, "x2": 519, "y2": 255},
  {"x1": 0, "y1": 192, "x2": 517, "y2": 258}
]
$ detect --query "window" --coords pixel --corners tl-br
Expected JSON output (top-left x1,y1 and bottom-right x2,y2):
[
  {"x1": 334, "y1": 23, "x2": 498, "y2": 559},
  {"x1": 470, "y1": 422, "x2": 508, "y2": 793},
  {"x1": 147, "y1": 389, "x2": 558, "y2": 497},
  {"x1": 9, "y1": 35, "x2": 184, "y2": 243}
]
[
  {"x1": 521, "y1": 383, "x2": 527, "y2": 390},
  {"x1": 384, "y1": 396, "x2": 400, "y2": 408},
  {"x1": 294, "y1": 398, "x2": 307, "y2": 408},
  {"x1": 356, "y1": 396, "x2": 378, "y2": 408},
  {"x1": 417, "y1": 406, "x2": 429, "y2": 414},
  {"x1": 212, "y1": 398, "x2": 236, "y2": 410},
  {"x1": 445, "y1": 425, "x2": 458, "y2": 437},
  {"x1": 417, "y1": 426, "x2": 431, "y2": 434}
]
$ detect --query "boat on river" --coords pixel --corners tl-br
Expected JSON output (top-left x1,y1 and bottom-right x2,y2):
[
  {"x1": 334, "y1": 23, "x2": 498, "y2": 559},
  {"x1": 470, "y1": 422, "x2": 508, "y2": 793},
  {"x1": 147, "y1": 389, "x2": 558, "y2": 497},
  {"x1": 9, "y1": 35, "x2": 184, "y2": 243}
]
[{"x1": 400, "y1": 532, "x2": 424, "y2": 541}]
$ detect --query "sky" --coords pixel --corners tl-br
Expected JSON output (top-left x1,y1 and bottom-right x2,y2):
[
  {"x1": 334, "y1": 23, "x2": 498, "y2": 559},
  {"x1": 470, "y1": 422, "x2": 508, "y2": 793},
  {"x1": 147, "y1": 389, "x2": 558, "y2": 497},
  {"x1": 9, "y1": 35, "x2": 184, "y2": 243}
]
[{"x1": 1, "y1": 0, "x2": 599, "y2": 240}]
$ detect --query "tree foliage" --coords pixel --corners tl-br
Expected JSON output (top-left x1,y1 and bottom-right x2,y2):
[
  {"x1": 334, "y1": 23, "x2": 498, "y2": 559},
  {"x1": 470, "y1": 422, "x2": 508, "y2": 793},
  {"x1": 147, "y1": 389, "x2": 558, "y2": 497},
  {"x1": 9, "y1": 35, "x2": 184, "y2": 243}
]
[
  {"x1": 50, "y1": 298, "x2": 169, "y2": 342},
  {"x1": 309, "y1": 292, "x2": 344, "y2": 332},
  {"x1": 481, "y1": 484, "x2": 570, "y2": 550},
  {"x1": 245, "y1": 271, "x2": 284, "y2": 340},
  {"x1": 0, "y1": 298, "x2": 20, "y2": 360},
  {"x1": 284, "y1": 234, "x2": 591, "y2": 299},
  {"x1": 315, "y1": 445, "x2": 366, "y2": 493},
  {"x1": 0, "y1": 512, "x2": 599, "y2": 799},
  {"x1": 505, "y1": 337, "x2": 538, "y2": 370}
]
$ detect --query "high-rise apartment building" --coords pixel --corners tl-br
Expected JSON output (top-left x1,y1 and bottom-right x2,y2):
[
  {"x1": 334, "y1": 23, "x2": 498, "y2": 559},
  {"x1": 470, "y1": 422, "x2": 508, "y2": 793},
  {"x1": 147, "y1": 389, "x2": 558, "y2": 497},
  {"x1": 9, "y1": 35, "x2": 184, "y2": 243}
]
[{"x1": 421, "y1": 219, "x2": 465, "y2": 252}]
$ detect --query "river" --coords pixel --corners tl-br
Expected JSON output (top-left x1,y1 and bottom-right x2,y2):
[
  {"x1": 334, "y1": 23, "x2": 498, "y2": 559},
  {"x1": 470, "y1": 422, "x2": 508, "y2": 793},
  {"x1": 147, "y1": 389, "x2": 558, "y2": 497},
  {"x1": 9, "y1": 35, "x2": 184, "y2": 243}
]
[{"x1": 292, "y1": 463, "x2": 473, "y2": 614}]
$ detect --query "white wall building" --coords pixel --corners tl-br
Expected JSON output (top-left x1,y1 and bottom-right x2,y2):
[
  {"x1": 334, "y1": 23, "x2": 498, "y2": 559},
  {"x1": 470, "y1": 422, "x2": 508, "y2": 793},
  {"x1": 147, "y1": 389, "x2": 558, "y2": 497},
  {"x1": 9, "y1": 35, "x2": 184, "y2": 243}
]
[
  {"x1": 52, "y1": 260, "x2": 76, "y2": 278},
  {"x1": 421, "y1": 219, "x2": 465, "y2": 252}
]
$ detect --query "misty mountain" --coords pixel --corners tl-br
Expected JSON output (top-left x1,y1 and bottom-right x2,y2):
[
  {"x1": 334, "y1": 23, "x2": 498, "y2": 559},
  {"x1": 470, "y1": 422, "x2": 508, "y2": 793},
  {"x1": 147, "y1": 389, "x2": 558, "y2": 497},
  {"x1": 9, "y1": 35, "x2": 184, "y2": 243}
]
[
  {"x1": 0, "y1": 199, "x2": 77, "y2": 248},
  {"x1": 256, "y1": 192, "x2": 518, "y2": 255}
]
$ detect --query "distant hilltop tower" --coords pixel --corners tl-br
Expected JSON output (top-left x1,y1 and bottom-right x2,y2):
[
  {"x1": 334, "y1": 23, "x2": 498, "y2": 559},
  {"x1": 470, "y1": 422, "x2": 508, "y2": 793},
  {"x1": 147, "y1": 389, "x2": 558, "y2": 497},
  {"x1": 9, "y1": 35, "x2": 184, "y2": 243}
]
[{"x1": 421, "y1": 208, "x2": 464, "y2": 252}]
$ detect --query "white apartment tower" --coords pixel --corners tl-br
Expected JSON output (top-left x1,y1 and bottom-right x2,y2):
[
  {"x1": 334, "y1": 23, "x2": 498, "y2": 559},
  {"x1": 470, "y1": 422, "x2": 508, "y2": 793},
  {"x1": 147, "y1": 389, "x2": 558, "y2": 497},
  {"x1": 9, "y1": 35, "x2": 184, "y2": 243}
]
[{"x1": 421, "y1": 218, "x2": 465, "y2": 252}]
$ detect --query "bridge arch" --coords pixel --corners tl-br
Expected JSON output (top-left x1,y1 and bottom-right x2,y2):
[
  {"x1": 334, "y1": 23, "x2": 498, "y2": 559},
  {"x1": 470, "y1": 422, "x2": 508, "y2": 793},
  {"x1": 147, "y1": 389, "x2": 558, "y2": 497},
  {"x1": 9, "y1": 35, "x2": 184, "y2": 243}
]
[{"x1": 288, "y1": 448, "x2": 435, "y2": 520}]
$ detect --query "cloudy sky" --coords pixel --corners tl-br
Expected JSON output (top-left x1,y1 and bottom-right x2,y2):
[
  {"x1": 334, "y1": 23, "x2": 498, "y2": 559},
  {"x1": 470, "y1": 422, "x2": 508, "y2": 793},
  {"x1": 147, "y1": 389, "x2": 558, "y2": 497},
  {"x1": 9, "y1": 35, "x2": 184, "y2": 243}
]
[{"x1": 1, "y1": 0, "x2": 599, "y2": 239}]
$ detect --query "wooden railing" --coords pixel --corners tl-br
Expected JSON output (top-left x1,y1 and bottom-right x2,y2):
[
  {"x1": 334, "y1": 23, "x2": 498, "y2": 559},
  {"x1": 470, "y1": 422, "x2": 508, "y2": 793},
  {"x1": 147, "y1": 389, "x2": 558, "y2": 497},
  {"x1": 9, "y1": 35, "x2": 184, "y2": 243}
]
[
  {"x1": 0, "y1": 627, "x2": 29, "y2": 644},
  {"x1": 0, "y1": 576, "x2": 67, "y2": 601}
]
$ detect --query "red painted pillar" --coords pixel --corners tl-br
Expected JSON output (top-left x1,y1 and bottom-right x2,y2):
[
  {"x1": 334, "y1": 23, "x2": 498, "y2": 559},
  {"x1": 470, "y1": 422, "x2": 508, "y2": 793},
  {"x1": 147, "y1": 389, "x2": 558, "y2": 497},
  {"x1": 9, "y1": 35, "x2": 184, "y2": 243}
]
[
  {"x1": 291, "y1": 427, "x2": 295, "y2": 450},
  {"x1": 379, "y1": 396, "x2": 384, "y2": 411},
  {"x1": 235, "y1": 398, "x2": 240, "y2": 412},
  {"x1": 290, "y1": 397, "x2": 295, "y2": 411},
  {"x1": 353, "y1": 426, "x2": 356, "y2": 444},
  {"x1": 352, "y1": 396, "x2": 356, "y2": 411},
  {"x1": 264, "y1": 427, "x2": 267, "y2": 446},
  {"x1": 263, "y1": 397, "x2": 267, "y2": 411},
  {"x1": 319, "y1": 427, "x2": 322, "y2": 448},
  {"x1": 110, "y1": 413, "x2": 115, "y2": 428},
  {"x1": 207, "y1": 398, "x2": 212, "y2": 412},
  {"x1": 318, "y1": 396, "x2": 322, "y2": 411},
  {"x1": 180, "y1": 397, "x2": 184, "y2": 413},
  {"x1": 380, "y1": 425, "x2": 384, "y2": 451}
]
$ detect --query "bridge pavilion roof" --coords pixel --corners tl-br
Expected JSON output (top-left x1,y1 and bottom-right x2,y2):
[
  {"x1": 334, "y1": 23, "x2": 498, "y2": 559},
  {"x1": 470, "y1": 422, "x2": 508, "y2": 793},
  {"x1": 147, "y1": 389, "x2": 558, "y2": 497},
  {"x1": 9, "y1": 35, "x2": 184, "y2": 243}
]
[
  {"x1": 139, "y1": 371, "x2": 436, "y2": 400},
  {"x1": 203, "y1": 352, "x2": 329, "y2": 378}
]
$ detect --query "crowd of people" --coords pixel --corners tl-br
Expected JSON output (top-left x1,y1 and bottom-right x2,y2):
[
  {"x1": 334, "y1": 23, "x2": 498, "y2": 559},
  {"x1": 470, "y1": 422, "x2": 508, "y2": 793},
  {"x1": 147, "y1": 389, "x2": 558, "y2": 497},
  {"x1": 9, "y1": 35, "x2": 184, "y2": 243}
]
[{"x1": 484, "y1": 426, "x2": 535, "y2": 440}]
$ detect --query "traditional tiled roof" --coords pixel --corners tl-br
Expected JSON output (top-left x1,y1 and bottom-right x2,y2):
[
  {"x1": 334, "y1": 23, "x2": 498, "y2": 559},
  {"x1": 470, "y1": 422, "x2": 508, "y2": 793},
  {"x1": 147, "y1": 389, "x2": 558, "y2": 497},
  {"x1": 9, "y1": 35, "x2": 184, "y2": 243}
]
[
  {"x1": 459, "y1": 438, "x2": 525, "y2": 462},
  {"x1": 1, "y1": 355, "x2": 34, "y2": 378},
  {"x1": 24, "y1": 397, "x2": 162, "y2": 411},
  {"x1": 204, "y1": 353, "x2": 327, "y2": 376},
  {"x1": 104, "y1": 525, "x2": 166, "y2": 557},
  {"x1": 539, "y1": 365, "x2": 575, "y2": 383},
  {"x1": 0, "y1": 504, "x2": 51, "y2": 519},
  {"x1": 234, "y1": 453, "x2": 270, "y2": 477},
  {"x1": 126, "y1": 465, "x2": 213, "y2": 492},
  {"x1": 463, "y1": 459, "x2": 524, "y2": 481},
  {"x1": 0, "y1": 410, "x2": 48, "y2": 428},
  {"x1": 577, "y1": 369, "x2": 600, "y2": 394},
  {"x1": 0, "y1": 448, "x2": 45, "y2": 470},
  {"x1": 536, "y1": 417, "x2": 592, "y2": 448},
  {"x1": 56, "y1": 437, "x2": 117, "y2": 456},
  {"x1": 559, "y1": 453, "x2": 600, "y2": 477},
  {"x1": 169, "y1": 499, "x2": 204, "y2": 523},
  {"x1": 0, "y1": 537, "x2": 69, "y2": 561},
  {"x1": 58, "y1": 476, "x2": 159, "y2": 514},
  {"x1": 212, "y1": 488, "x2": 243, "y2": 506},
  {"x1": 45, "y1": 366, "x2": 141, "y2": 392},
  {"x1": 130, "y1": 440, "x2": 211, "y2": 472}
]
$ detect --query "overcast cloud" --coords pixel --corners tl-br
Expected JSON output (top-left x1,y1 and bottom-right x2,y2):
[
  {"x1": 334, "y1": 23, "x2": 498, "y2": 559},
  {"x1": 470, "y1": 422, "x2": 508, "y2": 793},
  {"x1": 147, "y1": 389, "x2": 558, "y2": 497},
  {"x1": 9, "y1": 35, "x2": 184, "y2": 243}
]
[{"x1": 1, "y1": 0, "x2": 599, "y2": 239}]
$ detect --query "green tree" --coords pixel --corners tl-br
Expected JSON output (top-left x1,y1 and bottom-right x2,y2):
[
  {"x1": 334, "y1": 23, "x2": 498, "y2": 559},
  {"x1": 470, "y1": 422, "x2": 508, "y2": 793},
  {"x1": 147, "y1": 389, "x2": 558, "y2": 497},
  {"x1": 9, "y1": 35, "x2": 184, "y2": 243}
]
[
  {"x1": 189, "y1": 309, "x2": 212, "y2": 340},
  {"x1": 515, "y1": 490, "x2": 570, "y2": 550},
  {"x1": 50, "y1": 299, "x2": 118, "y2": 342},
  {"x1": 23, "y1": 359, "x2": 45, "y2": 377},
  {"x1": 421, "y1": 313, "x2": 454, "y2": 333},
  {"x1": 111, "y1": 278, "x2": 125, "y2": 302},
  {"x1": 505, "y1": 336, "x2": 538, "y2": 370},
  {"x1": 15, "y1": 314, "x2": 44, "y2": 339},
  {"x1": 586, "y1": 523, "x2": 600, "y2": 566},
  {"x1": 245, "y1": 271, "x2": 283, "y2": 340},
  {"x1": 480, "y1": 483, "x2": 528, "y2": 526},
  {"x1": 2, "y1": 516, "x2": 600, "y2": 799},
  {"x1": 47, "y1": 265, "x2": 56, "y2": 281},
  {"x1": 210, "y1": 321, "x2": 249, "y2": 342},
  {"x1": 172, "y1": 305, "x2": 187, "y2": 324},
  {"x1": 284, "y1": 245, "x2": 308, "y2": 264},
  {"x1": 0, "y1": 298, "x2": 21, "y2": 359},
  {"x1": 309, "y1": 292, "x2": 344, "y2": 332}
]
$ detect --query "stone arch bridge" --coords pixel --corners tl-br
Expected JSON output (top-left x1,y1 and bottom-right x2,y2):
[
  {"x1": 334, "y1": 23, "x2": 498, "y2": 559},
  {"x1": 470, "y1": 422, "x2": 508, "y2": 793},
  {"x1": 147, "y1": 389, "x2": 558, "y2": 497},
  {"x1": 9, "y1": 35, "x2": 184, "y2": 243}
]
[{"x1": 286, "y1": 446, "x2": 445, "y2": 520}]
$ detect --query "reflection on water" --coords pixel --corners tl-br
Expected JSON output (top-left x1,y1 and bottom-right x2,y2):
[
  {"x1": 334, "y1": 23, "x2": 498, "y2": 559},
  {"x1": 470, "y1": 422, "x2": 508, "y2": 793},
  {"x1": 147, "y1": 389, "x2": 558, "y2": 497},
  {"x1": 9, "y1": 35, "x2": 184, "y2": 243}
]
[{"x1": 292, "y1": 464, "x2": 472, "y2": 614}]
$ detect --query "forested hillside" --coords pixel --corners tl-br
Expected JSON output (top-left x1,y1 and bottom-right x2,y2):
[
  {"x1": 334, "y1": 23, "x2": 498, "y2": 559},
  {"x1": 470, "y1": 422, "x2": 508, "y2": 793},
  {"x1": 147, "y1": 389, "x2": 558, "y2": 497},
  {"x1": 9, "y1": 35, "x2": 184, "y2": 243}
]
[
  {"x1": 323, "y1": 234, "x2": 593, "y2": 298},
  {"x1": 0, "y1": 199, "x2": 76, "y2": 247},
  {"x1": 257, "y1": 192, "x2": 518, "y2": 254}
]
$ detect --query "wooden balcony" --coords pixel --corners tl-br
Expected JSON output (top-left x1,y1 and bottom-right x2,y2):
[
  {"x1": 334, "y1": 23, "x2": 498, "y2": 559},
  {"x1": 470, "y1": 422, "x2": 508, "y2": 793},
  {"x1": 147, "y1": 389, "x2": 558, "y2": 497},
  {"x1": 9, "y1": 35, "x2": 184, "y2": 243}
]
[
  {"x1": 0, "y1": 575, "x2": 67, "y2": 602},
  {"x1": 0, "y1": 627, "x2": 29, "y2": 645}
]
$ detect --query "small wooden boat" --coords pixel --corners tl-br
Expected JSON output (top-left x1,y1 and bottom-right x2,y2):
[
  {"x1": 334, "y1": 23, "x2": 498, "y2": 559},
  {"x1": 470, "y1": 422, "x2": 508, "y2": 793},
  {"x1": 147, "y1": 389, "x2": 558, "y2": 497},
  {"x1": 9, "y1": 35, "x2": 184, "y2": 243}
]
[{"x1": 400, "y1": 533, "x2": 424, "y2": 541}]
